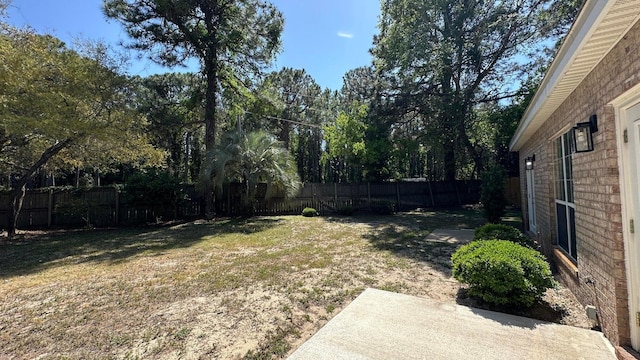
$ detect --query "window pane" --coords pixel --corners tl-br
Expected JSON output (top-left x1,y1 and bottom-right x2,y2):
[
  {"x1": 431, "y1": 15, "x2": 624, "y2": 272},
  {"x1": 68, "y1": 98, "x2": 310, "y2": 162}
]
[
  {"x1": 565, "y1": 154, "x2": 573, "y2": 180},
  {"x1": 557, "y1": 203, "x2": 568, "y2": 251},
  {"x1": 554, "y1": 134, "x2": 575, "y2": 204},
  {"x1": 563, "y1": 132, "x2": 571, "y2": 156},
  {"x1": 556, "y1": 180, "x2": 565, "y2": 201},
  {"x1": 555, "y1": 136, "x2": 566, "y2": 201}
]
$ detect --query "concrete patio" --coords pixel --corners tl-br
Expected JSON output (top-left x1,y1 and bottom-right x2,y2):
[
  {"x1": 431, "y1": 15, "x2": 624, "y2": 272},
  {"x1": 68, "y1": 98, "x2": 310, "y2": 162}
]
[{"x1": 287, "y1": 288, "x2": 616, "y2": 360}]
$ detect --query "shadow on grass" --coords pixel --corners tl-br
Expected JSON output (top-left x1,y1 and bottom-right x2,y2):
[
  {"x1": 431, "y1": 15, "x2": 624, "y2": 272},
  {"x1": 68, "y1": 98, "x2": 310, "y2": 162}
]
[
  {"x1": 0, "y1": 217, "x2": 282, "y2": 279},
  {"x1": 324, "y1": 207, "x2": 487, "y2": 276}
]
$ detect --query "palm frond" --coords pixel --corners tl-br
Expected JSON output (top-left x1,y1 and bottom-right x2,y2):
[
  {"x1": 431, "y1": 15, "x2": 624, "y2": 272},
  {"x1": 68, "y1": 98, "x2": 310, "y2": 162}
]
[{"x1": 197, "y1": 129, "x2": 301, "y2": 203}]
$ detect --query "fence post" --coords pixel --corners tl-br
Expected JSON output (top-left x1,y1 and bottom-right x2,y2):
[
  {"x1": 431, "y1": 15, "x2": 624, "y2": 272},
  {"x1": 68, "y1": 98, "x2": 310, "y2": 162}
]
[
  {"x1": 114, "y1": 188, "x2": 119, "y2": 226},
  {"x1": 334, "y1": 183, "x2": 337, "y2": 204},
  {"x1": 47, "y1": 188, "x2": 53, "y2": 227}
]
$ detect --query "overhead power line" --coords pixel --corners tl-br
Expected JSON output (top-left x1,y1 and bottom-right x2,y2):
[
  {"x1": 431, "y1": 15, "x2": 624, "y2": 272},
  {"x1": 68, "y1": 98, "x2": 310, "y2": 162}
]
[{"x1": 244, "y1": 111, "x2": 322, "y2": 129}]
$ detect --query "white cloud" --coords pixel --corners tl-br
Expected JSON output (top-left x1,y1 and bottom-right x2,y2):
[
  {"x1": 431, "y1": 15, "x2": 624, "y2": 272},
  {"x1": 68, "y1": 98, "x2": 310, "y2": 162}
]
[{"x1": 337, "y1": 32, "x2": 354, "y2": 39}]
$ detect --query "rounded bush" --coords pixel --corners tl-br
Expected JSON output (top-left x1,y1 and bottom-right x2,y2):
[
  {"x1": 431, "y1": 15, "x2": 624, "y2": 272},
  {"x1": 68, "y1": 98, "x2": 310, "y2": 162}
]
[
  {"x1": 451, "y1": 240, "x2": 555, "y2": 307},
  {"x1": 474, "y1": 223, "x2": 535, "y2": 248},
  {"x1": 302, "y1": 207, "x2": 318, "y2": 217}
]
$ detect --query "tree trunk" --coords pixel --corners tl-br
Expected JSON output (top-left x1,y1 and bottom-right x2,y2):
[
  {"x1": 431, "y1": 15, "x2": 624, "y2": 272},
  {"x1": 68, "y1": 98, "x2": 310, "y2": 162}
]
[
  {"x1": 280, "y1": 118, "x2": 291, "y2": 150},
  {"x1": 183, "y1": 132, "x2": 191, "y2": 183},
  {"x1": 7, "y1": 185, "x2": 25, "y2": 238},
  {"x1": 444, "y1": 148, "x2": 456, "y2": 181},
  {"x1": 312, "y1": 130, "x2": 321, "y2": 182},
  {"x1": 203, "y1": 6, "x2": 219, "y2": 219},
  {"x1": 5, "y1": 138, "x2": 73, "y2": 237}
]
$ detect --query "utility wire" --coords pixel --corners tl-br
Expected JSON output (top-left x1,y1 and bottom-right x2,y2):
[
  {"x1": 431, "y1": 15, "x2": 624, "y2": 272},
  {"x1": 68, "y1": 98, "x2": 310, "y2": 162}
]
[
  {"x1": 261, "y1": 88, "x2": 339, "y2": 103},
  {"x1": 244, "y1": 111, "x2": 322, "y2": 129}
]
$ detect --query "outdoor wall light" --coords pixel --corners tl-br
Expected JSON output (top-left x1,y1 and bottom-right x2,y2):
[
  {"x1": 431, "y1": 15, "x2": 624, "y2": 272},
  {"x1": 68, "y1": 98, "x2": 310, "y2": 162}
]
[
  {"x1": 525, "y1": 154, "x2": 535, "y2": 170},
  {"x1": 572, "y1": 114, "x2": 597, "y2": 153}
]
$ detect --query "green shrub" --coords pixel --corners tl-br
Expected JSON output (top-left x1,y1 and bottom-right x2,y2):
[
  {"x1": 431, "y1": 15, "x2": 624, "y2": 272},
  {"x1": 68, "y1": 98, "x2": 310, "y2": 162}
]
[
  {"x1": 474, "y1": 223, "x2": 535, "y2": 248},
  {"x1": 451, "y1": 240, "x2": 555, "y2": 307},
  {"x1": 480, "y1": 163, "x2": 507, "y2": 223},
  {"x1": 124, "y1": 169, "x2": 185, "y2": 208},
  {"x1": 302, "y1": 207, "x2": 318, "y2": 217},
  {"x1": 56, "y1": 190, "x2": 93, "y2": 227}
]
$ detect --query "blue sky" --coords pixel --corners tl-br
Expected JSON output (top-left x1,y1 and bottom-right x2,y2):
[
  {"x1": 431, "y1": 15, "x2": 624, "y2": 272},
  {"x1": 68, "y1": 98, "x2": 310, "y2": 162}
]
[{"x1": 5, "y1": 0, "x2": 380, "y2": 91}]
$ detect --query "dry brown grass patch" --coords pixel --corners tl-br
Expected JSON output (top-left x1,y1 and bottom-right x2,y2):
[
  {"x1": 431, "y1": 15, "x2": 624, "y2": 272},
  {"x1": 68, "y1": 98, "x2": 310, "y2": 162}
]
[{"x1": 0, "y1": 210, "x2": 590, "y2": 359}]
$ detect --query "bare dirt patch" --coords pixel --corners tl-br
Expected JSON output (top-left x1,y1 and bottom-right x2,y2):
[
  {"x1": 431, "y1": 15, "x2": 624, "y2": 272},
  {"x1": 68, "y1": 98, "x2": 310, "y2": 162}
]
[{"x1": 0, "y1": 210, "x2": 592, "y2": 359}]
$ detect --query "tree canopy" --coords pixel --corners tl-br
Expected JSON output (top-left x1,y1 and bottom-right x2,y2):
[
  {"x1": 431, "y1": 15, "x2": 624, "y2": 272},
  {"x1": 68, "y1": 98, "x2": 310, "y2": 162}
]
[
  {"x1": 103, "y1": 0, "x2": 284, "y2": 215},
  {"x1": 371, "y1": 0, "x2": 582, "y2": 180},
  {"x1": 0, "y1": 0, "x2": 589, "y2": 232},
  {"x1": 323, "y1": 103, "x2": 368, "y2": 183},
  {"x1": 0, "y1": 24, "x2": 163, "y2": 235},
  {"x1": 134, "y1": 72, "x2": 205, "y2": 182}
]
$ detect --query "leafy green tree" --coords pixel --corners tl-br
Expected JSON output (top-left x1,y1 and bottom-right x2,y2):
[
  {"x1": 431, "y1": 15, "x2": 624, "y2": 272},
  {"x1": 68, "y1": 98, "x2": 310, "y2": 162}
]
[
  {"x1": 323, "y1": 104, "x2": 368, "y2": 183},
  {"x1": 480, "y1": 163, "x2": 507, "y2": 223},
  {"x1": 263, "y1": 68, "x2": 322, "y2": 147},
  {"x1": 305, "y1": 89, "x2": 340, "y2": 182},
  {"x1": 259, "y1": 68, "x2": 326, "y2": 183},
  {"x1": 392, "y1": 130, "x2": 426, "y2": 180},
  {"x1": 124, "y1": 169, "x2": 185, "y2": 218},
  {"x1": 135, "y1": 73, "x2": 205, "y2": 183},
  {"x1": 341, "y1": 66, "x2": 377, "y2": 106},
  {"x1": 104, "y1": 0, "x2": 284, "y2": 216},
  {"x1": 468, "y1": 73, "x2": 539, "y2": 178},
  {"x1": 362, "y1": 111, "x2": 395, "y2": 182},
  {"x1": 244, "y1": 69, "x2": 337, "y2": 183},
  {"x1": 200, "y1": 130, "x2": 301, "y2": 214},
  {"x1": 0, "y1": 28, "x2": 163, "y2": 237},
  {"x1": 335, "y1": 67, "x2": 396, "y2": 182},
  {"x1": 372, "y1": 0, "x2": 582, "y2": 180}
]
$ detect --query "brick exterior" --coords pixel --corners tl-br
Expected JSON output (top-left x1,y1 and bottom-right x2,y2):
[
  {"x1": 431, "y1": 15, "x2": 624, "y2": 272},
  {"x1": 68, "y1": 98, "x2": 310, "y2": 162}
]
[{"x1": 518, "y1": 19, "x2": 640, "y2": 347}]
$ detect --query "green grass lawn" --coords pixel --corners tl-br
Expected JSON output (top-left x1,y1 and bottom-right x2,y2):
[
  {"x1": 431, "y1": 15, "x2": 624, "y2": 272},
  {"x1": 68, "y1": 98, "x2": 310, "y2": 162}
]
[{"x1": 0, "y1": 209, "x2": 489, "y2": 359}]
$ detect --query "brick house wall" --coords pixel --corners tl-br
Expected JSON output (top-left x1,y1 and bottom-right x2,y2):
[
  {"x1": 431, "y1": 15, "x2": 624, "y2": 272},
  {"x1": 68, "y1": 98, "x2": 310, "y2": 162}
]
[{"x1": 518, "y1": 18, "x2": 640, "y2": 347}]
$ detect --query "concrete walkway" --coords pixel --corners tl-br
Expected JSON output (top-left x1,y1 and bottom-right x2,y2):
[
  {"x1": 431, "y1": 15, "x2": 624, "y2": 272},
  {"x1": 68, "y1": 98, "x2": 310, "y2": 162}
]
[
  {"x1": 421, "y1": 228, "x2": 474, "y2": 244},
  {"x1": 288, "y1": 287, "x2": 616, "y2": 359}
]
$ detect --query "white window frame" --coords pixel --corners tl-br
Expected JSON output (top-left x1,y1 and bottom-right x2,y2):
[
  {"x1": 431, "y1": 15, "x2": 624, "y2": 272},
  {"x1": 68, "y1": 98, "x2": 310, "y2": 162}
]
[{"x1": 555, "y1": 132, "x2": 577, "y2": 261}]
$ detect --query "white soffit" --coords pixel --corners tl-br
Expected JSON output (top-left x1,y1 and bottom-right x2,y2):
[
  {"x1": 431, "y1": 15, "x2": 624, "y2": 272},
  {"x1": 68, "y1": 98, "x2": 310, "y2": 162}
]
[{"x1": 510, "y1": 0, "x2": 640, "y2": 151}]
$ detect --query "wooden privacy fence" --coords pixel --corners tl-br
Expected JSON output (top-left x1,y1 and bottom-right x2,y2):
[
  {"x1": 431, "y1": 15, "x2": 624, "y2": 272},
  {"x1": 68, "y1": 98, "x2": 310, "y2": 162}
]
[
  {"x1": 220, "y1": 180, "x2": 482, "y2": 216},
  {"x1": 0, "y1": 180, "x2": 481, "y2": 230},
  {"x1": 0, "y1": 187, "x2": 202, "y2": 230},
  {"x1": 505, "y1": 177, "x2": 522, "y2": 207}
]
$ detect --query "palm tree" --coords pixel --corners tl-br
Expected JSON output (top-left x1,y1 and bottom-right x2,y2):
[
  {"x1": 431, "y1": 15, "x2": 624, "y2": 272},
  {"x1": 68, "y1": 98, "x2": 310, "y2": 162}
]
[{"x1": 200, "y1": 129, "x2": 301, "y2": 214}]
